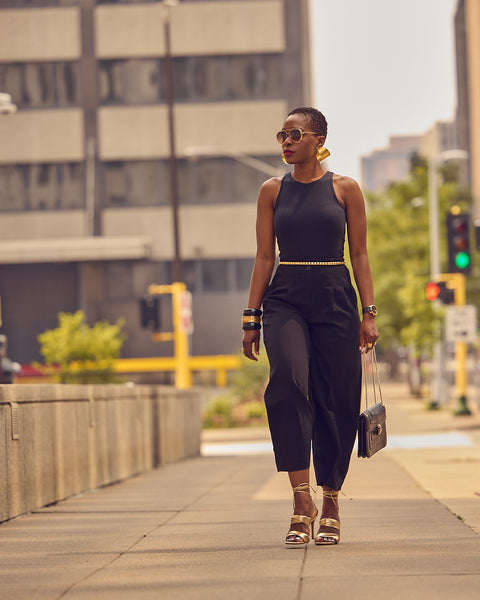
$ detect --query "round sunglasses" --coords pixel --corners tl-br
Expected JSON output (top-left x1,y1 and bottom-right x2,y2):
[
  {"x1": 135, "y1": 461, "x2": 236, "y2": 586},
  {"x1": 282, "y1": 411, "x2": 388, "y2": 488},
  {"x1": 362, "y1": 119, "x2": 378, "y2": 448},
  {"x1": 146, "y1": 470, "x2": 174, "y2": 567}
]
[{"x1": 276, "y1": 127, "x2": 319, "y2": 143}]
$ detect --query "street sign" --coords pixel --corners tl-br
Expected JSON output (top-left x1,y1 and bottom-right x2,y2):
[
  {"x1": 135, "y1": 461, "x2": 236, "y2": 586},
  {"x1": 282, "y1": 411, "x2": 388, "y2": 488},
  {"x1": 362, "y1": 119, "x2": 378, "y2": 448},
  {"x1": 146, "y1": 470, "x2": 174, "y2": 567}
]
[
  {"x1": 179, "y1": 291, "x2": 194, "y2": 335},
  {"x1": 445, "y1": 305, "x2": 477, "y2": 342}
]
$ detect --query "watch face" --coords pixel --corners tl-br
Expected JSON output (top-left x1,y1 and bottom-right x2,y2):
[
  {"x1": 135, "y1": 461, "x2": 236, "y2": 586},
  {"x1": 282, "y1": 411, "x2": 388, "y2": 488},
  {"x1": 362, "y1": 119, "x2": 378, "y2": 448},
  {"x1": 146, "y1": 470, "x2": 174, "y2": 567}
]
[{"x1": 370, "y1": 305, "x2": 377, "y2": 316}]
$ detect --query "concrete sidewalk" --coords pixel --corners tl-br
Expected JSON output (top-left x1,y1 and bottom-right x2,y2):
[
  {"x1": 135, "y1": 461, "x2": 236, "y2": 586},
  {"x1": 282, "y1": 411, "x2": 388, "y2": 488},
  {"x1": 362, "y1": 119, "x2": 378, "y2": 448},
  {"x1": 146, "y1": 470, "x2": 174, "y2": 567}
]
[{"x1": 1, "y1": 382, "x2": 479, "y2": 599}]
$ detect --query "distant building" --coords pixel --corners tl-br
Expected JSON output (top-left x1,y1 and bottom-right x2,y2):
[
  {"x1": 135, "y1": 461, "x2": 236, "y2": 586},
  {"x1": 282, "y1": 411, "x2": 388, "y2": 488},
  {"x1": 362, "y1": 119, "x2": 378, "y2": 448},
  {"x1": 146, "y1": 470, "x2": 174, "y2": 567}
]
[
  {"x1": 454, "y1": 0, "x2": 480, "y2": 214},
  {"x1": 360, "y1": 118, "x2": 461, "y2": 194},
  {"x1": 419, "y1": 120, "x2": 460, "y2": 159},
  {"x1": 360, "y1": 135, "x2": 422, "y2": 193},
  {"x1": 0, "y1": 0, "x2": 312, "y2": 365}
]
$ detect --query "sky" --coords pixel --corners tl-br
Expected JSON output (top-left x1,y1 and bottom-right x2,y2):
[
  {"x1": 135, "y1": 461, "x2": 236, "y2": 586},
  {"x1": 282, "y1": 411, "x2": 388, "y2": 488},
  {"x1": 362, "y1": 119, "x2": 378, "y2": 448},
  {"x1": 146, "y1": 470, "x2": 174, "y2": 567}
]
[{"x1": 311, "y1": 0, "x2": 458, "y2": 182}]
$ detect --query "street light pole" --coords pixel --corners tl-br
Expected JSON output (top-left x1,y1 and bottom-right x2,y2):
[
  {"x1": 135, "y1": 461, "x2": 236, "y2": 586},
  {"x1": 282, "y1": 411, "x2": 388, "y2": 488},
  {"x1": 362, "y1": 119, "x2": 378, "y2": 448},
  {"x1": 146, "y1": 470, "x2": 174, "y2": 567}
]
[
  {"x1": 184, "y1": 146, "x2": 285, "y2": 178},
  {"x1": 162, "y1": 0, "x2": 182, "y2": 283},
  {"x1": 428, "y1": 159, "x2": 441, "y2": 277},
  {"x1": 428, "y1": 149, "x2": 469, "y2": 408}
]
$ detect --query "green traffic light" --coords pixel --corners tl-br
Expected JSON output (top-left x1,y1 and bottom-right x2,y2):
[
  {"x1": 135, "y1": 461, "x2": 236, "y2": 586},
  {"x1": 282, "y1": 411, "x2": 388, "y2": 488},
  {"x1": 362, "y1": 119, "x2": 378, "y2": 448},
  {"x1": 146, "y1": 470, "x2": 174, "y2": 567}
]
[{"x1": 455, "y1": 251, "x2": 471, "y2": 270}]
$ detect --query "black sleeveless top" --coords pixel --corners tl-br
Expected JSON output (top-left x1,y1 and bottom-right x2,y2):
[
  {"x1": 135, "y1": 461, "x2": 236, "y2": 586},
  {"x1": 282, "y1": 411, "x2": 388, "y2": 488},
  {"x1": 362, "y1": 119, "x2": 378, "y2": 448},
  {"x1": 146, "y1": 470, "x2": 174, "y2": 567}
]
[{"x1": 274, "y1": 171, "x2": 346, "y2": 262}]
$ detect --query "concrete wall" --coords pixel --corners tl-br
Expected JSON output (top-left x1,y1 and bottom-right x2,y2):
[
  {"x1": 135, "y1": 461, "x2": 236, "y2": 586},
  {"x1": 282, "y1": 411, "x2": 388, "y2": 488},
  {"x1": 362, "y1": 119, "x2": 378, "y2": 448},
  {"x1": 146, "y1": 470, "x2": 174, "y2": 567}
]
[
  {"x1": 95, "y1": 1, "x2": 285, "y2": 58},
  {"x1": 0, "y1": 383, "x2": 203, "y2": 523}
]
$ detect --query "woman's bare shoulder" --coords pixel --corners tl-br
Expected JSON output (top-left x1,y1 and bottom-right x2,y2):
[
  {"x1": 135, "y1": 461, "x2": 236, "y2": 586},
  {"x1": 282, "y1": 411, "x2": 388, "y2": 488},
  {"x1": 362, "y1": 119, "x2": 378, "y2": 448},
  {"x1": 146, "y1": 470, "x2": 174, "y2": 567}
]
[
  {"x1": 332, "y1": 173, "x2": 361, "y2": 194},
  {"x1": 258, "y1": 176, "x2": 283, "y2": 206}
]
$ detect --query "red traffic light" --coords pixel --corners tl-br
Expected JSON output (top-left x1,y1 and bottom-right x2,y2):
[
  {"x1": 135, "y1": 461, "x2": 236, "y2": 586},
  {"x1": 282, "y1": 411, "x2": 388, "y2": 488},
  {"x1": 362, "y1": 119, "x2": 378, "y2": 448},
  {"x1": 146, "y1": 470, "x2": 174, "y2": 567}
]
[
  {"x1": 425, "y1": 281, "x2": 454, "y2": 304},
  {"x1": 426, "y1": 282, "x2": 441, "y2": 301}
]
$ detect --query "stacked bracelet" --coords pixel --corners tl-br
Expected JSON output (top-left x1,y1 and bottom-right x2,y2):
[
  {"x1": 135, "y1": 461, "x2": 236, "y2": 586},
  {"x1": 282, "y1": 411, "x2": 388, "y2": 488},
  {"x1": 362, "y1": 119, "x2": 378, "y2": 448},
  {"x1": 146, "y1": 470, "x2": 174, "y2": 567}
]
[{"x1": 242, "y1": 308, "x2": 262, "y2": 330}]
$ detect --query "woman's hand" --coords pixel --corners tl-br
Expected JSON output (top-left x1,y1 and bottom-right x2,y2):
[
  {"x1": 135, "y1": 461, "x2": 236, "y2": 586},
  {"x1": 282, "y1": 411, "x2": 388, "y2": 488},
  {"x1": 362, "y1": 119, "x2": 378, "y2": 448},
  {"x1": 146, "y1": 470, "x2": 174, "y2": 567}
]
[
  {"x1": 359, "y1": 316, "x2": 379, "y2": 354},
  {"x1": 242, "y1": 329, "x2": 261, "y2": 361}
]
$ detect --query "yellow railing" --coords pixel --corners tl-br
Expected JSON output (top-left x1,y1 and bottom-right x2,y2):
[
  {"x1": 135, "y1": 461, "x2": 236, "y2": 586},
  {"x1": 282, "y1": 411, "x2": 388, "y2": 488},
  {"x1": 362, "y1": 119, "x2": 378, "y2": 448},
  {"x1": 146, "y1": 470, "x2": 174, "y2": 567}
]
[
  {"x1": 113, "y1": 354, "x2": 242, "y2": 387},
  {"x1": 18, "y1": 354, "x2": 242, "y2": 387}
]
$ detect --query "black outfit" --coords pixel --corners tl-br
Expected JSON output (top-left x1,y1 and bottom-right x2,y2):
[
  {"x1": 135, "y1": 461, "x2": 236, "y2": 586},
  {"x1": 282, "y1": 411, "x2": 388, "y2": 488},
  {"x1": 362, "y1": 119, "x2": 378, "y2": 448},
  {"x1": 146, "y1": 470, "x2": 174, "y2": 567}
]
[{"x1": 262, "y1": 171, "x2": 361, "y2": 490}]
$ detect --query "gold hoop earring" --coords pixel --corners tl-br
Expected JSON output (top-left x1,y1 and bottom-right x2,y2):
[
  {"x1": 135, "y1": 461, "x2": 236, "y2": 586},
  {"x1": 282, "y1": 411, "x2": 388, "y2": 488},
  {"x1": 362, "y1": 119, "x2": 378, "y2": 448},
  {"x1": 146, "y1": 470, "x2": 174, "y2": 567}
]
[
  {"x1": 316, "y1": 146, "x2": 330, "y2": 162},
  {"x1": 282, "y1": 153, "x2": 288, "y2": 165}
]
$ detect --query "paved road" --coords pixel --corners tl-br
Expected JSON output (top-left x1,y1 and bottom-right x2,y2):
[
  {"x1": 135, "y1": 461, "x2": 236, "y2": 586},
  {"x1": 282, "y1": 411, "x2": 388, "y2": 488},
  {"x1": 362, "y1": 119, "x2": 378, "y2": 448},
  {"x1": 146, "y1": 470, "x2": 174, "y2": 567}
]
[{"x1": 1, "y1": 382, "x2": 479, "y2": 599}]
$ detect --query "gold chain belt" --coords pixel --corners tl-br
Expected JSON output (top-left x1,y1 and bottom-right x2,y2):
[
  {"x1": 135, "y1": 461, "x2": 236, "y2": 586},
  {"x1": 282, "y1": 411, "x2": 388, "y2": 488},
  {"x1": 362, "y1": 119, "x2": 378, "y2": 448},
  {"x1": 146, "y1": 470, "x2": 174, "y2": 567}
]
[{"x1": 279, "y1": 261, "x2": 345, "y2": 266}]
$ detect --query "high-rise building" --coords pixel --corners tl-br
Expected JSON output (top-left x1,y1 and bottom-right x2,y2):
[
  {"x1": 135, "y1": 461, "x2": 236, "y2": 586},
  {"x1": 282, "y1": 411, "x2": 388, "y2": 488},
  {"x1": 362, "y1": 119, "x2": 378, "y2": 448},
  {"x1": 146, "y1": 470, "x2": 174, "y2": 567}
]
[
  {"x1": 0, "y1": 0, "x2": 313, "y2": 365},
  {"x1": 360, "y1": 135, "x2": 422, "y2": 193},
  {"x1": 454, "y1": 0, "x2": 480, "y2": 213}
]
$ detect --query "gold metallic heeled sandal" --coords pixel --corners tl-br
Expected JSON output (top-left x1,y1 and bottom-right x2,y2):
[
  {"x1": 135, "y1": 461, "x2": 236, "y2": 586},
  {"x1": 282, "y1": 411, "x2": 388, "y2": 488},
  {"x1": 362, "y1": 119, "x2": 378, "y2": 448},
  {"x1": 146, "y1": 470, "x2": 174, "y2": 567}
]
[
  {"x1": 315, "y1": 489, "x2": 340, "y2": 545},
  {"x1": 285, "y1": 483, "x2": 318, "y2": 547}
]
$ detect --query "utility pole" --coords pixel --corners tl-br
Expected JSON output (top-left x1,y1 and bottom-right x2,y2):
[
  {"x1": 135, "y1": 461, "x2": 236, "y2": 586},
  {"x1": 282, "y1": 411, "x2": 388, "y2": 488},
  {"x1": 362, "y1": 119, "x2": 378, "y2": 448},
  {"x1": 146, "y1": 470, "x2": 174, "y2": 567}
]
[{"x1": 162, "y1": 0, "x2": 182, "y2": 283}]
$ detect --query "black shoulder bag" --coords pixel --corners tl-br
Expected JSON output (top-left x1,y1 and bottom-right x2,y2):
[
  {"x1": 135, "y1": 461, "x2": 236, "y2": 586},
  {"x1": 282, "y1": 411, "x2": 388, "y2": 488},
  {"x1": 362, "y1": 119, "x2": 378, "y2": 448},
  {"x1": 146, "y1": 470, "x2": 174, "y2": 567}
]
[{"x1": 357, "y1": 347, "x2": 387, "y2": 458}]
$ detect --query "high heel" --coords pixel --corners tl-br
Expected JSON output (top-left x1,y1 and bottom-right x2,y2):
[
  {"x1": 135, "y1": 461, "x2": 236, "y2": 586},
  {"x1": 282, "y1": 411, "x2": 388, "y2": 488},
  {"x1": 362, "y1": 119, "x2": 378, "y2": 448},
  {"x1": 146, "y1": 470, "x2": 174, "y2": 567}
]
[
  {"x1": 285, "y1": 483, "x2": 318, "y2": 547},
  {"x1": 315, "y1": 489, "x2": 340, "y2": 545}
]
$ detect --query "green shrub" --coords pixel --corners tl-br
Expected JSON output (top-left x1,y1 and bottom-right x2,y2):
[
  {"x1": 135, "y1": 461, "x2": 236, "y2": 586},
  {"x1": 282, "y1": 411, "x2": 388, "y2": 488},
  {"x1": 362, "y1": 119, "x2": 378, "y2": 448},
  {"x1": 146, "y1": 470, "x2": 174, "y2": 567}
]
[
  {"x1": 230, "y1": 350, "x2": 270, "y2": 403},
  {"x1": 244, "y1": 400, "x2": 267, "y2": 420},
  {"x1": 38, "y1": 311, "x2": 126, "y2": 383},
  {"x1": 203, "y1": 395, "x2": 233, "y2": 428}
]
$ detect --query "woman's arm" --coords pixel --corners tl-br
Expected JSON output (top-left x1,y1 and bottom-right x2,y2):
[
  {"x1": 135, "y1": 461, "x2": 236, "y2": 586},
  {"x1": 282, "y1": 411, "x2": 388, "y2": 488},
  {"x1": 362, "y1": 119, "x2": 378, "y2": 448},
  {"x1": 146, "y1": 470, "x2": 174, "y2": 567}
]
[
  {"x1": 242, "y1": 178, "x2": 279, "y2": 360},
  {"x1": 334, "y1": 175, "x2": 379, "y2": 352}
]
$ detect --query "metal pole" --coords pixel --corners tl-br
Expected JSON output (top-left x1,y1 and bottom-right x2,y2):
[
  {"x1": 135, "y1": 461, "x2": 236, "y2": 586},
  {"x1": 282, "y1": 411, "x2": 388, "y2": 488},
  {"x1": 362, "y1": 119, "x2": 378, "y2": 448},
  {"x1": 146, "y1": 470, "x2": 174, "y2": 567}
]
[
  {"x1": 428, "y1": 159, "x2": 441, "y2": 277},
  {"x1": 453, "y1": 274, "x2": 471, "y2": 415},
  {"x1": 172, "y1": 282, "x2": 192, "y2": 388},
  {"x1": 85, "y1": 137, "x2": 95, "y2": 236},
  {"x1": 428, "y1": 158, "x2": 446, "y2": 407},
  {"x1": 163, "y1": 2, "x2": 182, "y2": 283}
]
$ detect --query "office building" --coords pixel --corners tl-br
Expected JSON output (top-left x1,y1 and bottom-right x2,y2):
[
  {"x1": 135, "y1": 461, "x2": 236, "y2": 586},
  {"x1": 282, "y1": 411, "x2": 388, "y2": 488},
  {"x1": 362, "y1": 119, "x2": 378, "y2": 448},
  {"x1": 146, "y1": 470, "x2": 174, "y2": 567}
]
[
  {"x1": 0, "y1": 0, "x2": 313, "y2": 365},
  {"x1": 454, "y1": 0, "x2": 480, "y2": 214}
]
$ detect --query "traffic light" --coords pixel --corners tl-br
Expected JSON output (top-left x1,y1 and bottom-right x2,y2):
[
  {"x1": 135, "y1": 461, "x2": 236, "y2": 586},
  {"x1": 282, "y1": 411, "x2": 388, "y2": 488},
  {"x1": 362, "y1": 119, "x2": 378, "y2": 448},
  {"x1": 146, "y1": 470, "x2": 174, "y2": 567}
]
[
  {"x1": 425, "y1": 281, "x2": 454, "y2": 304},
  {"x1": 139, "y1": 296, "x2": 161, "y2": 331},
  {"x1": 446, "y1": 211, "x2": 472, "y2": 274}
]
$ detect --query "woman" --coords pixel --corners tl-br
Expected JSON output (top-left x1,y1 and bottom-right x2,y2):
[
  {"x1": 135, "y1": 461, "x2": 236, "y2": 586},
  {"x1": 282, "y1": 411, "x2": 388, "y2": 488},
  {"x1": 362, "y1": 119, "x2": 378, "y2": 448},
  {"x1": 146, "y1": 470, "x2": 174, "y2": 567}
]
[{"x1": 242, "y1": 107, "x2": 378, "y2": 547}]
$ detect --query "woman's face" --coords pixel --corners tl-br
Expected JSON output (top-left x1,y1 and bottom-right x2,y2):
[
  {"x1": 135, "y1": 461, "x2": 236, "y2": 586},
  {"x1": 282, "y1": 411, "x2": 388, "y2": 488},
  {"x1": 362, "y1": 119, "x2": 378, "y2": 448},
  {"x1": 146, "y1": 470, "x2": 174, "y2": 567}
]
[{"x1": 279, "y1": 114, "x2": 324, "y2": 165}]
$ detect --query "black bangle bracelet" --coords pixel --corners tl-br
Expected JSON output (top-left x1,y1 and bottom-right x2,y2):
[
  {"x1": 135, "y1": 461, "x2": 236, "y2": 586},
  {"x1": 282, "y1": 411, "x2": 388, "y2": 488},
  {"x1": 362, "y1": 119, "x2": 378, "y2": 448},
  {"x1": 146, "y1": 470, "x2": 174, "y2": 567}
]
[
  {"x1": 243, "y1": 308, "x2": 262, "y2": 317},
  {"x1": 242, "y1": 322, "x2": 262, "y2": 330}
]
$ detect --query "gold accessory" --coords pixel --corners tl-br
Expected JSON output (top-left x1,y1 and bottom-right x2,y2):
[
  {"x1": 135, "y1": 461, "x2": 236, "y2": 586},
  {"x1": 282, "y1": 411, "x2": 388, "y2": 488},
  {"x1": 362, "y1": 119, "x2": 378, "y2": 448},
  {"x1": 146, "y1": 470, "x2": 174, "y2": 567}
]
[
  {"x1": 285, "y1": 483, "x2": 318, "y2": 547},
  {"x1": 276, "y1": 127, "x2": 319, "y2": 144},
  {"x1": 315, "y1": 489, "x2": 340, "y2": 545},
  {"x1": 316, "y1": 146, "x2": 330, "y2": 162},
  {"x1": 366, "y1": 342, "x2": 374, "y2": 349},
  {"x1": 362, "y1": 304, "x2": 377, "y2": 317},
  {"x1": 279, "y1": 261, "x2": 344, "y2": 266},
  {"x1": 242, "y1": 316, "x2": 261, "y2": 324},
  {"x1": 281, "y1": 152, "x2": 288, "y2": 165}
]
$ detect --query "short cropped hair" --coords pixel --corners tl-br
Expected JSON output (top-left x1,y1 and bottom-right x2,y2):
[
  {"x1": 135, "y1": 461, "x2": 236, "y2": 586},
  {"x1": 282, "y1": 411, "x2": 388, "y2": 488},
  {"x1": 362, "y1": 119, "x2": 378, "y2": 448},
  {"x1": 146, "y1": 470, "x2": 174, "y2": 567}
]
[{"x1": 287, "y1": 107, "x2": 328, "y2": 139}]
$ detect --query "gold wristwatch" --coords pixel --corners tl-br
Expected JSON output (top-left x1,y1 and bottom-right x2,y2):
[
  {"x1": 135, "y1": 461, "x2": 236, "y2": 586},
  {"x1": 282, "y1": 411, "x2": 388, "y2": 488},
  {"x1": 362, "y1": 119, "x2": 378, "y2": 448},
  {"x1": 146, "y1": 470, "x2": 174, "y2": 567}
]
[{"x1": 362, "y1": 305, "x2": 377, "y2": 317}]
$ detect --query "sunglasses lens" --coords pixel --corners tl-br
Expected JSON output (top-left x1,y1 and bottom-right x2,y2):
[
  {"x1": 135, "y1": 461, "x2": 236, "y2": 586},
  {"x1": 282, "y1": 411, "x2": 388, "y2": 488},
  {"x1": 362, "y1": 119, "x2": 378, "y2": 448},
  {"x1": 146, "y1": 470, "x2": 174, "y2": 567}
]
[
  {"x1": 276, "y1": 131, "x2": 286, "y2": 143},
  {"x1": 290, "y1": 128, "x2": 302, "y2": 142}
]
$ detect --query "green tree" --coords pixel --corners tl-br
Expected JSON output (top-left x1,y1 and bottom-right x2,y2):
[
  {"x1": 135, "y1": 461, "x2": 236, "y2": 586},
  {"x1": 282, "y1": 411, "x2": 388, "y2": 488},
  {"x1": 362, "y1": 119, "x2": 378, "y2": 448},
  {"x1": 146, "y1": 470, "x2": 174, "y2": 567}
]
[
  {"x1": 366, "y1": 158, "x2": 473, "y2": 360},
  {"x1": 38, "y1": 311, "x2": 126, "y2": 383}
]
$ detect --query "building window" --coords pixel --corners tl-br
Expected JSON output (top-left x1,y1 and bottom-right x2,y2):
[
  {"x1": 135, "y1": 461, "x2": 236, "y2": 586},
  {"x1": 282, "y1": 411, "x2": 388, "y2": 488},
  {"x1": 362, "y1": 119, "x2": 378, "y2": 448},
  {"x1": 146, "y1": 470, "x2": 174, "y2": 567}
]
[
  {"x1": 102, "y1": 157, "x2": 277, "y2": 207},
  {"x1": 104, "y1": 162, "x2": 127, "y2": 206},
  {"x1": 195, "y1": 158, "x2": 229, "y2": 204},
  {"x1": 99, "y1": 59, "x2": 163, "y2": 105},
  {"x1": 106, "y1": 262, "x2": 133, "y2": 301},
  {"x1": 0, "y1": 62, "x2": 80, "y2": 109},
  {"x1": 0, "y1": 166, "x2": 26, "y2": 212},
  {"x1": 28, "y1": 164, "x2": 58, "y2": 210},
  {"x1": 1, "y1": 1, "x2": 79, "y2": 6},
  {"x1": 182, "y1": 258, "x2": 254, "y2": 293},
  {"x1": 0, "y1": 164, "x2": 83, "y2": 212},
  {"x1": 98, "y1": 54, "x2": 282, "y2": 105},
  {"x1": 59, "y1": 163, "x2": 84, "y2": 209},
  {"x1": 103, "y1": 161, "x2": 170, "y2": 207}
]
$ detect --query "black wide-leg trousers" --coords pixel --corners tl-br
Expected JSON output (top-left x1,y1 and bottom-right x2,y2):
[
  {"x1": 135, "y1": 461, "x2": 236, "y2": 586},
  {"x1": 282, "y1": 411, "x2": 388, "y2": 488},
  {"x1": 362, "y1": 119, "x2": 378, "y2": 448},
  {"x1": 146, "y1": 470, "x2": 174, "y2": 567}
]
[{"x1": 262, "y1": 264, "x2": 362, "y2": 491}]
